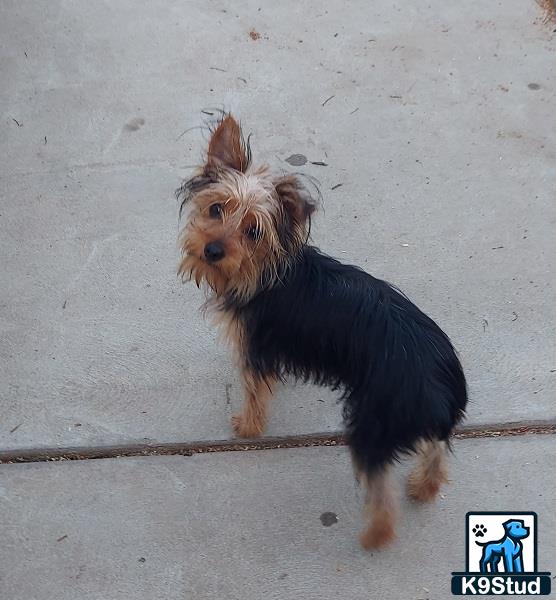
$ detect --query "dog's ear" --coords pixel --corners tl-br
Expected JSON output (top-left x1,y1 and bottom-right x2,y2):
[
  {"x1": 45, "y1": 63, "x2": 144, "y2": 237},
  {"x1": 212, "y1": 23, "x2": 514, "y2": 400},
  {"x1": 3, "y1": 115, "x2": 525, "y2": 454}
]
[
  {"x1": 274, "y1": 175, "x2": 317, "y2": 226},
  {"x1": 503, "y1": 520, "x2": 514, "y2": 531},
  {"x1": 206, "y1": 115, "x2": 250, "y2": 173}
]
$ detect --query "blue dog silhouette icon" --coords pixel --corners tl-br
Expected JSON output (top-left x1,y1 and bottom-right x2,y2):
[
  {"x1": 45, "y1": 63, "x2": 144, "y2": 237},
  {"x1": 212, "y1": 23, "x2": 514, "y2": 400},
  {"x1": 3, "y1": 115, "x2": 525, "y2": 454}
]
[{"x1": 476, "y1": 519, "x2": 530, "y2": 573}]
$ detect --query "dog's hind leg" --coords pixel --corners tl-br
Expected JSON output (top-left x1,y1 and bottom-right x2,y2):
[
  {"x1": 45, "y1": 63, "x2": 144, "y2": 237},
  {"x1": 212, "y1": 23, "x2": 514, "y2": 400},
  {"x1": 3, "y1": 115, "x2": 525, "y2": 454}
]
[
  {"x1": 480, "y1": 550, "x2": 492, "y2": 573},
  {"x1": 358, "y1": 466, "x2": 399, "y2": 550},
  {"x1": 407, "y1": 439, "x2": 449, "y2": 502}
]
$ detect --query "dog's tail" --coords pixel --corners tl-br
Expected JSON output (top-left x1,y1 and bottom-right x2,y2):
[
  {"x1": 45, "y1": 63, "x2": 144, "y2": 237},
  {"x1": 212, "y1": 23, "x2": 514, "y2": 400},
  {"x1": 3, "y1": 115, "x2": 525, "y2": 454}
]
[{"x1": 475, "y1": 537, "x2": 503, "y2": 547}]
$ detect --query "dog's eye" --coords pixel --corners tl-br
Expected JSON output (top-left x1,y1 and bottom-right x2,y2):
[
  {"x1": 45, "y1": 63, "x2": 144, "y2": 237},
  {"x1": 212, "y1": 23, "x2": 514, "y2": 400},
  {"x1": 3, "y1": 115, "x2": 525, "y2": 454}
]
[
  {"x1": 244, "y1": 226, "x2": 261, "y2": 241},
  {"x1": 209, "y1": 203, "x2": 223, "y2": 218}
]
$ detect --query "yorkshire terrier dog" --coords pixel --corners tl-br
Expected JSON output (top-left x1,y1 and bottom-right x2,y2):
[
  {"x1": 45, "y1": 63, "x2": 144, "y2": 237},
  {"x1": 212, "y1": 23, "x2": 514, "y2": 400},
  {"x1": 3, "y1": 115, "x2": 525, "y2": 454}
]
[{"x1": 177, "y1": 115, "x2": 467, "y2": 550}]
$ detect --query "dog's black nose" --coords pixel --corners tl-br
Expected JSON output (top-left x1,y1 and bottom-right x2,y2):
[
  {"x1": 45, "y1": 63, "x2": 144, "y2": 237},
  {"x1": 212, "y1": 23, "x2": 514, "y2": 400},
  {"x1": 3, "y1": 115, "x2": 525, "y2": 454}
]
[{"x1": 204, "y1": 241, "x2": 225, "y2": 263}]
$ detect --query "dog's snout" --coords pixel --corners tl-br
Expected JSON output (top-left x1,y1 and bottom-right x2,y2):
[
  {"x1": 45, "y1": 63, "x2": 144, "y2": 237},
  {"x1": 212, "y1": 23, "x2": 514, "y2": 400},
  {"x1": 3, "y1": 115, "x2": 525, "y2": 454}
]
[{"x1": 204, "y1": 241, "x2": 225, "y2": 263}]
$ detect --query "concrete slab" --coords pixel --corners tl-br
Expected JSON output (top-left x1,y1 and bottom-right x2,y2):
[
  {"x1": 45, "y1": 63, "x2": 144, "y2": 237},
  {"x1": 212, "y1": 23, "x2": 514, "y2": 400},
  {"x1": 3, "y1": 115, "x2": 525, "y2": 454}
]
[
  {"x1": 1, "y1": 435, "x2": 555, "y2": 599},
  {"x1": 2, "y1": 0, "x2": 555, "y2": 450}
]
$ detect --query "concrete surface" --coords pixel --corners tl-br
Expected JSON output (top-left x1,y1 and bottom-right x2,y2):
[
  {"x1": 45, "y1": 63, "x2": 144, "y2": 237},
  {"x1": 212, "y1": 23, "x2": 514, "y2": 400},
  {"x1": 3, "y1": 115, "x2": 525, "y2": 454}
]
[
  {"x1": 2, "y1": 3, "x2": 555, "y2": 598},
  {"x1": 1, "y1": 436, "x2": 555, "y2": 600},
  {"x1": 1, "y1": 0, "x2": 555, "y2": 451}
]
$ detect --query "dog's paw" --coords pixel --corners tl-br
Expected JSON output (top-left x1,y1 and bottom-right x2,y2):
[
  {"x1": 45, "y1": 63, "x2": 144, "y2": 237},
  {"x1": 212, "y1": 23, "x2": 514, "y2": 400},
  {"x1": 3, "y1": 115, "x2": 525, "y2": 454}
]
[
  {"x1": 231, "y1": 414, "x2": 263, "y2": 438},
  {"x1": 359, "y1": 522, "x2": 396, "y2": 550},
  {"x1": 473, "y1": 524, "x2": 487, "y2": 538}
]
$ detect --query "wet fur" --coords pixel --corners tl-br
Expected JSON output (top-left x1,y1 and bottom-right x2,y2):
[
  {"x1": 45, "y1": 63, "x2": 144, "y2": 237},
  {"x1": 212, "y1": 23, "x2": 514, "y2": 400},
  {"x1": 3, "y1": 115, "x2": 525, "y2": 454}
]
[
  {"x1": 232, "y1": 246, "x2": 467, "y2": 473},
  {"x1": 177, "y1": 114, "x2": 468, "y2": 549}
]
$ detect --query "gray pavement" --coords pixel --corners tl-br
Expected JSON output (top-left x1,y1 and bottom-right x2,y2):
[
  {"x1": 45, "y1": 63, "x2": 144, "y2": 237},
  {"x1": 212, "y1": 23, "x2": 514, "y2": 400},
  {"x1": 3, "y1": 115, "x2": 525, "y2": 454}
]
[
  {"x1": 1, "y1": 0, "x2": 555, "y2": 451},
  {"x1": 1, "y1": 0, "x2": 555, "y2": 598},
  {"x1": 1, "y1": 437, "x2": 555, "y2": 600}
]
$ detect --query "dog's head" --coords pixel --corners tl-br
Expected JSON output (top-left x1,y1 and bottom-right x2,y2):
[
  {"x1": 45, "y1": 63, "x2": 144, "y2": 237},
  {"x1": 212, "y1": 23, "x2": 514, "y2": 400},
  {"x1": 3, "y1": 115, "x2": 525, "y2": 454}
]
[
  {"x1": 177, "y1": 115, "x2": 317, "y2": 303},
  {"x1": 503, "y1": 519, "x2": 530, "y2": 540}
]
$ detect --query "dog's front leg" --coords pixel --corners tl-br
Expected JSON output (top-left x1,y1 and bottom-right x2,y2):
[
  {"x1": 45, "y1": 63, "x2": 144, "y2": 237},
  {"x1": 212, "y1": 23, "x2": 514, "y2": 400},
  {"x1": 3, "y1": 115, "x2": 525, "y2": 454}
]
[
  {"x1": 503, "y1": 546, "x2": 516, "y2": 573},
  {"x1": 231, "y1": 366, "x2": 275, "y2": 438}
]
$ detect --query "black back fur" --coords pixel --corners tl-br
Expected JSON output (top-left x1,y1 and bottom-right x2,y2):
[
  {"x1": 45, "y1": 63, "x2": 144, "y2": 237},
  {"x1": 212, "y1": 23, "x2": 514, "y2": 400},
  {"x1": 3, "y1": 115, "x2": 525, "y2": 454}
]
[{"x1": 230, "y1": 246, "x2": 467, "y2": 475}]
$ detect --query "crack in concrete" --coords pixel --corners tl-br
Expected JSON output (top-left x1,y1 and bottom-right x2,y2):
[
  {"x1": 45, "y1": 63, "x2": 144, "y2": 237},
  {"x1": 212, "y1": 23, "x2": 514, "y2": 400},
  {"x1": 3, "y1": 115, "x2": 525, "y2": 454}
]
[{"x1": 1, "y1": 420, "x2": 555, "y2": 464}]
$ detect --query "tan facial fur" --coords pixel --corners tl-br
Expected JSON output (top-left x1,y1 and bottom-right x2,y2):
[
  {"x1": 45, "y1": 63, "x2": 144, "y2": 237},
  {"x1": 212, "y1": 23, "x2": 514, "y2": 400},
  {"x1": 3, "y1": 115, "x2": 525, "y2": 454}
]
[{"x1": 178, "y1": 115, "x2": 316, "y2": 302}]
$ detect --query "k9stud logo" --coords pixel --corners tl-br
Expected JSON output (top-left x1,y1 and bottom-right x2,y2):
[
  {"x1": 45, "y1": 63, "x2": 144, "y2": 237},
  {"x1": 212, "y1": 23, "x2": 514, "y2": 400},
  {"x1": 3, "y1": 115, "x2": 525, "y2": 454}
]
[{"x1": 451, "y1": 512, "x2": 552, "y2": 595}]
